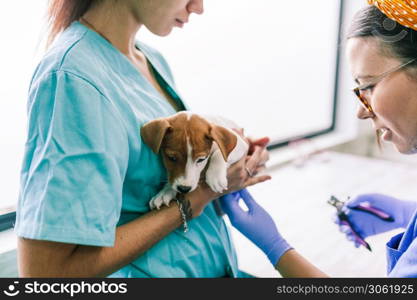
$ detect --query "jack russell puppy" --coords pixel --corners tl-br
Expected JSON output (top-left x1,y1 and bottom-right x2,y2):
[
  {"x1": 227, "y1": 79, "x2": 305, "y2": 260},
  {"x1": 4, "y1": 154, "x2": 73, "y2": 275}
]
[{"x1": 141, "y1": 111, "x2": 249, "y2": 210}]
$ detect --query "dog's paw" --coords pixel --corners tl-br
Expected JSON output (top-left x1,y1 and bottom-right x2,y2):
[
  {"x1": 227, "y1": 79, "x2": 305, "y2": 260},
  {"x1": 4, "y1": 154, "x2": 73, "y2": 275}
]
[
  {"x1": 149, "y1": 189, "x2": 176, "y2": 210},
  {"x1": 205, "y1": 166, "x2": 228, "y2": 193}
]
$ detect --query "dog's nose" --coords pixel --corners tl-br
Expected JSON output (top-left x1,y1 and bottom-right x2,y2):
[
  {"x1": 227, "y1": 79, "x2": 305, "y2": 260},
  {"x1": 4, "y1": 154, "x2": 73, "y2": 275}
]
[{"x1": 177, "y1": 185, "x2": 192, "y2": 194}]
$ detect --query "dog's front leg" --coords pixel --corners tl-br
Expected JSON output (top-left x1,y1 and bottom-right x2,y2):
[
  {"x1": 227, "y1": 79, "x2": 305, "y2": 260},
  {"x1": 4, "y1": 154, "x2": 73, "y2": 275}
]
[
  {"x1": 149, "y1": 183, "x2": 177, "y2": 210},
  {"x1": 205, "y1": 148, "x2": 228, "y2": 193}
]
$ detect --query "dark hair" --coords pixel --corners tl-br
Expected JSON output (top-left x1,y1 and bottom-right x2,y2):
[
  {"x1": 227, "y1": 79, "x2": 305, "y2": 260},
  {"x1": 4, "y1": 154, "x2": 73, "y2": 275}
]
[
  {"x1": 347, "y1": 5, "x2": 417, "y2": 63},
  {"x1": 47, "y1": 0, "x2": 95, "y2": 47},
  {"x1": 348, "y1": 5, "x2": 417, "y2": 150}
]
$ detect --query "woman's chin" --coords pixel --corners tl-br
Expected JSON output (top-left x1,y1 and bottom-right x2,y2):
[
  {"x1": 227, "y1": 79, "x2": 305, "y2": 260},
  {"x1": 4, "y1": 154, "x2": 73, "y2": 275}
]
[
  {"x1": 393, "y1": 142, "x2": 417, "y2": 155},
  {"x1": 147, "y1": 26, "x2": 173, "y2": 37}
]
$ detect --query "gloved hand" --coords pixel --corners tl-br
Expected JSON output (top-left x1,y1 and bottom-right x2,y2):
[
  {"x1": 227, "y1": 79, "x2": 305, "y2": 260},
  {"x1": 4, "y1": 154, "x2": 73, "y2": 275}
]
[
  {"x1": 335, "y1": 193, "x2": 417, "y2": 247},
  {"x1": 220, "y1": 189, "x2": 292, "y2": 266}
]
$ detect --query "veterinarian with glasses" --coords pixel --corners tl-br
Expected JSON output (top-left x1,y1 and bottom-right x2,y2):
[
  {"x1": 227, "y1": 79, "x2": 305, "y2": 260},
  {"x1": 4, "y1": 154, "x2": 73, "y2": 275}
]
[
  {"x1": 221, "y1": 0, "x2": 417, "y2": 278},
  {"x1": 15, "y1": 0, "x2": 271, "y2": 277}
]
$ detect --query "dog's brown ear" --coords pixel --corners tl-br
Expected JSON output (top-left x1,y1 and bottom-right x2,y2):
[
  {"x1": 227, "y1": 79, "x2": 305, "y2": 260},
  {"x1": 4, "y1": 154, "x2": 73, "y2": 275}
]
[
  {"x1": 140, "y1": 118, "x2": 172, "y2": 154},
  {"x1": 209, "y1": 125, "x2": 237, "y2": 162}
]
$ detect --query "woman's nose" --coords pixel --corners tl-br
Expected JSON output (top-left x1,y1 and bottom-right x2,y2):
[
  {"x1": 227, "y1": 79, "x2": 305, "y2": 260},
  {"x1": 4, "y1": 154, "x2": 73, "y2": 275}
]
[
  {"x1": 356, "y1": 105, "x2": 374, "y2": 120},
  {"x1": 188, "y1": 0, "x2": 204, "y2": 15}
]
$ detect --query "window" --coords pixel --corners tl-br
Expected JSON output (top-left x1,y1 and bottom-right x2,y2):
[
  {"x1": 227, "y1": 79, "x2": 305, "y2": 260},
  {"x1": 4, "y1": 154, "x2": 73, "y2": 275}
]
[
  {"x1": 139, "y1": 0, "x2": 342, "y2": 147},
  {"x1": 0, "y1": 1, "x2": 48, "y2": 213}
]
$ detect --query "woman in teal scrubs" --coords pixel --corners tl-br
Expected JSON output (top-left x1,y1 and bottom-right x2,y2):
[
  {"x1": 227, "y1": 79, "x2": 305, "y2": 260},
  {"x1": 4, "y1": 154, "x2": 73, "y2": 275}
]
[
  {"x1": 15, "y1": 0, "x2": 271, "y2": 277},
  {"x1": 221, "y1": 2, "x2": 417, "y2": 278}
]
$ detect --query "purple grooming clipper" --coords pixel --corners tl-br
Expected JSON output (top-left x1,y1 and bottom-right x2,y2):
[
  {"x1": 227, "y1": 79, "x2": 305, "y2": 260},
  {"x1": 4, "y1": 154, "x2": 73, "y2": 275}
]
[
  {"x1": 349, "y1": 201, "x2": 394, "y2": 222},
  {"x1": 328, "y1": 195, "x2": 372, "y2": 251}
]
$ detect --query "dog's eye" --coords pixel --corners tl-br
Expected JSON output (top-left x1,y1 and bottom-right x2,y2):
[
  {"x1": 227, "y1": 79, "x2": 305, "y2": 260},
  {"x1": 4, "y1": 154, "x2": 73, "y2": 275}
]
[
  {"x1": 196, "y1": 157, "x2": 207, "y2": 164},
  {"x1": 167, "y1": 155, "x2": 177, "y2": 162}
]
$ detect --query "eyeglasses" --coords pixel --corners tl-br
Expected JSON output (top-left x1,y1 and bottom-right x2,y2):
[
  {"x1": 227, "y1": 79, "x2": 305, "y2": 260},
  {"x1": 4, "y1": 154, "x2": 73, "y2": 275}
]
[{"x1": 352, "y1": 58, "x2": 416, "y2": 113}]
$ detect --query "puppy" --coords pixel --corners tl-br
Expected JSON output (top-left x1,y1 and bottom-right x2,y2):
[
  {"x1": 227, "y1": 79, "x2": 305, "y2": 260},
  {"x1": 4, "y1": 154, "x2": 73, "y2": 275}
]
[{"x1": 141, "y1": 111, "x2": 249, "y2": 210}]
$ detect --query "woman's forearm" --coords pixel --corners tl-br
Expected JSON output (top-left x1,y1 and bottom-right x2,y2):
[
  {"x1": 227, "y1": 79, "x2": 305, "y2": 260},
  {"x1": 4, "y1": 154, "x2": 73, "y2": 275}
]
[
  {"x1": 68, "y1": 203, "x2": 184, "y2": 277},
  {"x1": 275, "y1": 249, "x2": 329, "y2": 278},
  {"x1": 18, "y1": 187, "x2": 215, "y2": 277}
]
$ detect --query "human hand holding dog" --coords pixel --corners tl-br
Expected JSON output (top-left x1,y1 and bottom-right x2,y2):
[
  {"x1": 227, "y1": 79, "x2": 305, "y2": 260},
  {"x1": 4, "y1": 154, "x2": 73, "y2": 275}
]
[
  {"x1": 188, "y1": 146, "x2": 271, "y2": 217},
  {"x1": 227, "y1": 145, "x2": 271, "y2": 189},
  {"x1": 247, "y1": 137, "x2": 270, "y2": 176},
  {"x1": 232, "y1": 129, "x2": 270, "y2": 177},
  {"x1": 186, "y1": 128, "x2": 271, "y2": 218}
]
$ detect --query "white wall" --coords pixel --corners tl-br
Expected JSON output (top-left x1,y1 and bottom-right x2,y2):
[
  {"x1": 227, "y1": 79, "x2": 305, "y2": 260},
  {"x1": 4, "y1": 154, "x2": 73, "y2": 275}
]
[
  {"x1": 139, "y1": 0, "x2": 341, "y2": 142},
  {"x1": 0, "y1": 1, "x2": 48, "y2": 210}
]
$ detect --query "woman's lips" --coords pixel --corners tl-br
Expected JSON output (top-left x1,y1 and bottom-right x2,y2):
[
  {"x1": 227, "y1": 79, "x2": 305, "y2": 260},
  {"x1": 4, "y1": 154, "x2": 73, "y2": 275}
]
[{"x1": 175, "y1": 19, "x2": 185, "y2": 27}]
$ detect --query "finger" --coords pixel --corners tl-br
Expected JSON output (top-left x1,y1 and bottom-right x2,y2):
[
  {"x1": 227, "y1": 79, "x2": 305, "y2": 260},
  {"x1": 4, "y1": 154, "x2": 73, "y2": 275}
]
[
  {"x1": 346, "y1": 233, "x2": 355, "y2": 241},
  {"x1": 255, "y1": 137, "x2": 270, "y2": 147},
  {"x1": 244, "y1": 174, "x2": 272, "y2": 188},
  {"x1": 258, "y1": 148, "x2": 270, "y2": 165},
  {"x1": 348, "y1": 233, "x2": 361, "y2": 248},
  {"x1": 253, "y1": 165, "x2": 266, "y2": 176},
  {"x1": 346, "y1": 194, "x2": 374, "y2": 208},
  {"x1": 238, "y1": 189, "x2": 257, "y2": 211},
  {"x1": 339, "y1": 225, "x2": 352, "y2": 234},
  {"x1": 332, "y1": 215, "x2": 341, "y2": 225},
  {"x1": 343, "y1": 231, "x2": 361, "y2": 247},
  {"x1": 248, "y1": 136, "x2": 270, "y2": 148},
  {"x1": 247, "y1": 137, "x2": 266, "y2": 154},
  {"x1": 247, "y1": 150, "x2": 269, "y2": 168},
  {"x1": 245, "y1": 156, "x2": 266, "y2": 169},
  {"x1": 245, "y1": 146, "x2": 263, "y2": 171},
  {"x1": 249, "y1": 136, "x2": 269, "y2": 144}
]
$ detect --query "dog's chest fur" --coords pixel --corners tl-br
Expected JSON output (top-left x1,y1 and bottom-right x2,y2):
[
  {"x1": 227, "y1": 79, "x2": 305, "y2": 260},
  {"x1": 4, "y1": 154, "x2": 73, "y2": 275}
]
[{"x1": 141, "y1": 112, "x2": 248, "y2": 210}]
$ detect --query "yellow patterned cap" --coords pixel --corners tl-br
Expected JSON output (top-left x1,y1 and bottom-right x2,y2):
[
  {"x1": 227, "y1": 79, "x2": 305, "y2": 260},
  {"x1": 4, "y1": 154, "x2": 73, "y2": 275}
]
[{"x1": 368, "y1": 0, "x2": 417, "y2": 29}]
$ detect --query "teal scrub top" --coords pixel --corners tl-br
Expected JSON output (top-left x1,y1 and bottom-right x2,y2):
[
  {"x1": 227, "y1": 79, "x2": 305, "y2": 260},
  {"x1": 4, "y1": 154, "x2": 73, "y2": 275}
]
[{"x1": 15, "y1": 21, "x2": 239, "y2": 278}]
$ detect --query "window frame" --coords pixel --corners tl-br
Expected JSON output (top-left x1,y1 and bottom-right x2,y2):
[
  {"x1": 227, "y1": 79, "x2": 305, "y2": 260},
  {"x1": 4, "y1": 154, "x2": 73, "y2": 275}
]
[
  {"x1": 267, "y1": 0, "x2": 343, "y2": 150},
  {"x1": 0, "y1": 210, "x2": 15, "y2": 232}
]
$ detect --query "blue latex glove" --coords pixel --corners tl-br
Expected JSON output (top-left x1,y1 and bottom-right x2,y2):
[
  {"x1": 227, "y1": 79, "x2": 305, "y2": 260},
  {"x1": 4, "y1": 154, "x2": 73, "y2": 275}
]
[
  {"x1": 335, "y1": 193, "x2": 417, "y2": 247},
  {"x1": 220, "y1": 189, "x2": 292, "y2": 266}
]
